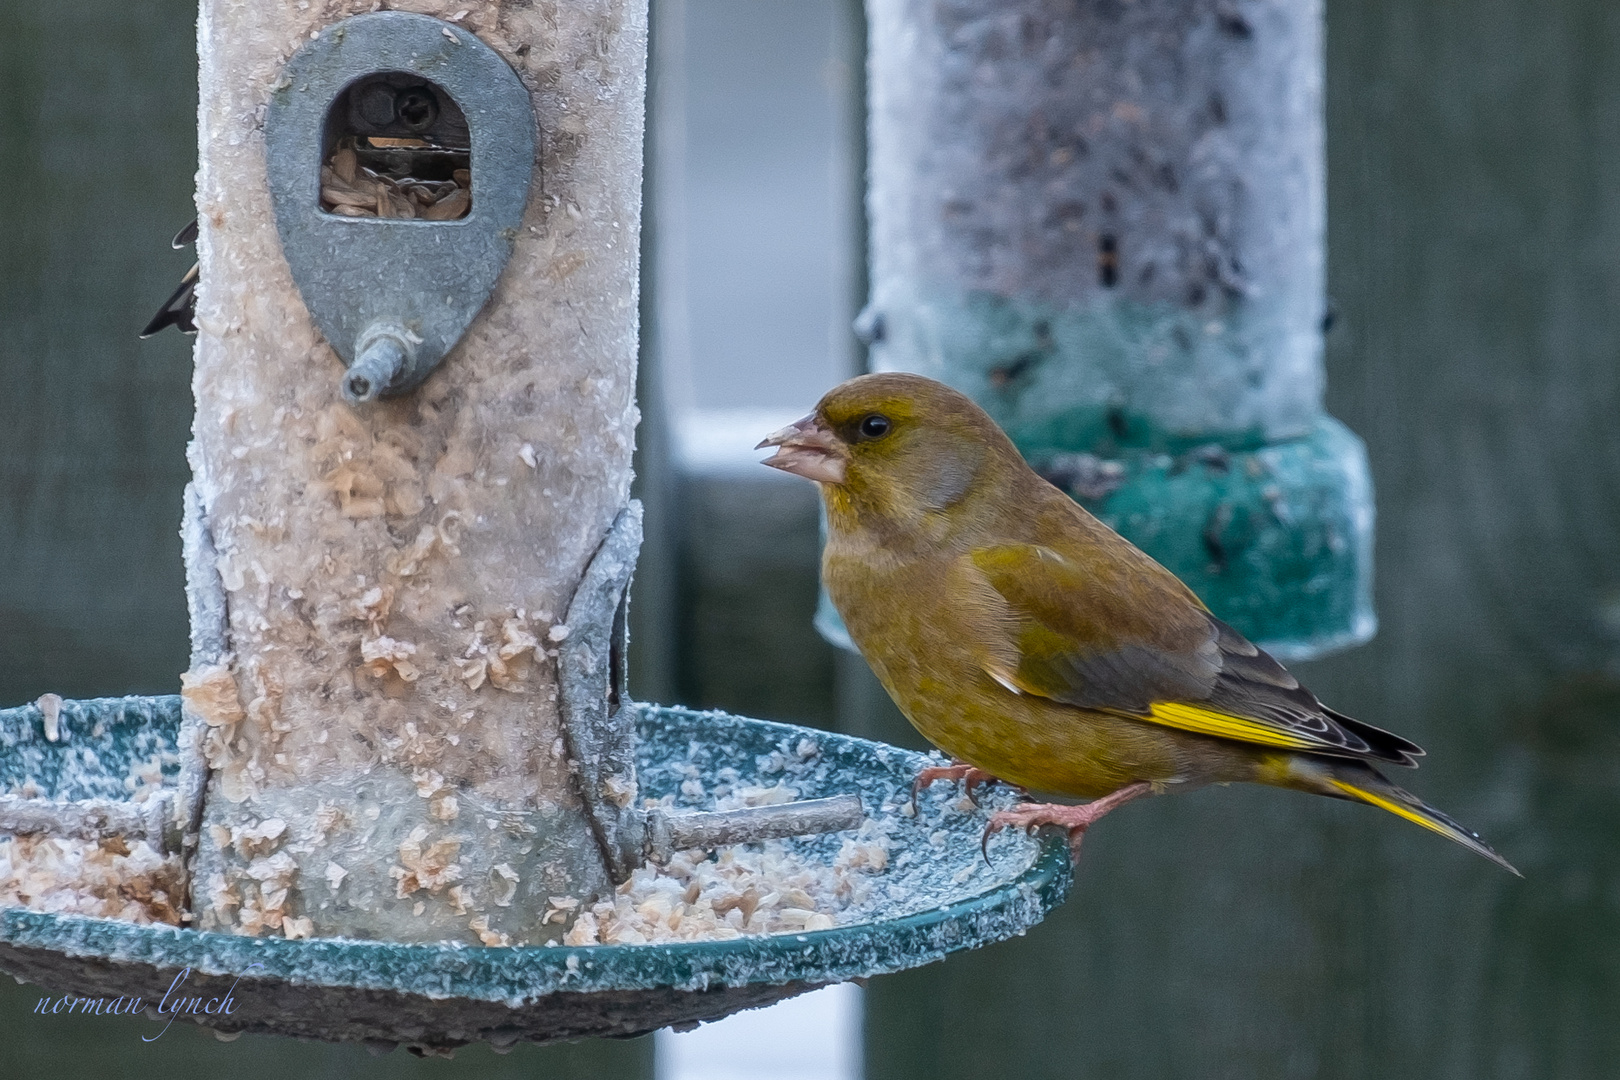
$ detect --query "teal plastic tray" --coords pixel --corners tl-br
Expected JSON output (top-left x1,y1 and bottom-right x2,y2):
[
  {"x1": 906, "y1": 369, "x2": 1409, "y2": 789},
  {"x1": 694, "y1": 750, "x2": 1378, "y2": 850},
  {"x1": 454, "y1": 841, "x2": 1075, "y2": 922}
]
[{"x1": 0, "y1": 697, "x2": 1069, "y2": 1051}]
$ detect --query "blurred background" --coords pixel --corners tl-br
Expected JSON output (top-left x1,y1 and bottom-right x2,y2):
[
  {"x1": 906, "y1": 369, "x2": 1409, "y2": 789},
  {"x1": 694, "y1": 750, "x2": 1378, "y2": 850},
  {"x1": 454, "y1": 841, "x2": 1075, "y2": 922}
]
[{"x1": 2, "y1": 0, "x2": 1618, "y2": 1077}]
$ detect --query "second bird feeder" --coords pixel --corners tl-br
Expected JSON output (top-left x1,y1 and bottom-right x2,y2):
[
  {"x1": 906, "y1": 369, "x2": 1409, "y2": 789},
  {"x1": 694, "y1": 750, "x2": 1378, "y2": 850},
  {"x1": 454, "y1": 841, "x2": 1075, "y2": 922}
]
[{"x1": 823, "y1": 0, "x2": 1374, "y2": 661}]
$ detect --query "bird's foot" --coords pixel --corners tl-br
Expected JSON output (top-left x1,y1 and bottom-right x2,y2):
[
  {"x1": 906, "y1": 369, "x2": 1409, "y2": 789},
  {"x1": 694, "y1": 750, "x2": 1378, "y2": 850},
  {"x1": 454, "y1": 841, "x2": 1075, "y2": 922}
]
[
  {"x1": 981, "y1": 781, "x2": 1153, "y2": 864},
  {"x1": 912, "y1": 761, "x2": 1007, "y2": 808}
]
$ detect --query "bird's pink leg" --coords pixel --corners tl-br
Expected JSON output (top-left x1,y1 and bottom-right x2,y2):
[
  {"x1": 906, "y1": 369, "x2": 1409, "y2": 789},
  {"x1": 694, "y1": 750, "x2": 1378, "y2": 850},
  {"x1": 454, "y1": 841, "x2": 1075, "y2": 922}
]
[
  {"x1": 912, "y1": 760, "x2": 1009, "y2": 807},
  {"x1": 982, "y1": 781, "x2": 1153, "y2": 864}
]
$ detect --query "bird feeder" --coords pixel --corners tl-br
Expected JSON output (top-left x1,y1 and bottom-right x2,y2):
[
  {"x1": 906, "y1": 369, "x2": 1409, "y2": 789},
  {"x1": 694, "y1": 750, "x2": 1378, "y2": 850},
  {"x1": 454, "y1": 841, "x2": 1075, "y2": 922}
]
[
  {"x1": 0, "y1": 2, "x2": 1071, "y2": 1052},
  {"x1": 822, "y1": 0, "x2": 1373, "y2": 661}
]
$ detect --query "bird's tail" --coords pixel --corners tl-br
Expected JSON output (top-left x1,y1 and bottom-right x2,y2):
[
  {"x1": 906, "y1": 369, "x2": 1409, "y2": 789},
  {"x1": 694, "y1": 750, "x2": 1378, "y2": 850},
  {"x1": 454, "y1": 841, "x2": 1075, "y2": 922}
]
[{"x1": 1292, "y1": 758, "x2": 1520, "y2": 876}]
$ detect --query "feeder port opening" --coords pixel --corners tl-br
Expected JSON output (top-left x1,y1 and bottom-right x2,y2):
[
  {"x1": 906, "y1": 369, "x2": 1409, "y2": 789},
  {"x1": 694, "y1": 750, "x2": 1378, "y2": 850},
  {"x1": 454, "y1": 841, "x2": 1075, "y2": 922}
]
[{"x1": 318, "y1": 72, "x2": 472, "y2": 222}]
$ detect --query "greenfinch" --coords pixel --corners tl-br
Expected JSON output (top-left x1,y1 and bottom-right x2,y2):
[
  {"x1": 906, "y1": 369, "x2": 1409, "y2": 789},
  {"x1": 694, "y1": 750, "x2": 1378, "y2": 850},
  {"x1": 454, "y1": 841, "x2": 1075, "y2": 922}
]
[{"x1": 758, "y1": 372, "x2": 1516, "y2": 873}]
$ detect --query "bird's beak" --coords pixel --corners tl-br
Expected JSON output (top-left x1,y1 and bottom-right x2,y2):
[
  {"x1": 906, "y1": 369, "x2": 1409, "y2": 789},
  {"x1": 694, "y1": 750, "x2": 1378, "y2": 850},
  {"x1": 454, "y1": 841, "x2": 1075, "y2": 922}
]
[{"x1": 756, "y1": 414, "x2": 848, "y2": 484}]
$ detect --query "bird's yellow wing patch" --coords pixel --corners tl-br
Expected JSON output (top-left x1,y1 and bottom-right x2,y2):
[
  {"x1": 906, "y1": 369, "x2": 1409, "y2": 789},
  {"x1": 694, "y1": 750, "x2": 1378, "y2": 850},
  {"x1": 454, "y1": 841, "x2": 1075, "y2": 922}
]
[{"x1": 1143, "y1": 701, "x2": 1325, "y2": 751}]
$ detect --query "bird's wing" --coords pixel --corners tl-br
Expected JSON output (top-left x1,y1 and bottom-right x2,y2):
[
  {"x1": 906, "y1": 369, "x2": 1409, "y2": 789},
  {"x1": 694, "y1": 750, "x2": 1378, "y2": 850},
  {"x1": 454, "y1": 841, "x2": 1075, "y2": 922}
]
[{"x1": 965, "y1": 543, "x2": 1422, "y2": 765}]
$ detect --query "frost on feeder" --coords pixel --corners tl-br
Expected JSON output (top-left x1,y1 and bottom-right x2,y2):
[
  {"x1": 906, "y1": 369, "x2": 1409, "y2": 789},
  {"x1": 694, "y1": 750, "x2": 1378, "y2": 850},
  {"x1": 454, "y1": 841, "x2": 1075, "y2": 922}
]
[
  {"x1": 822, "y1": 0, "x2": 1375, "y2": 661},
  {"x1": 0, "y1": 4, "x2": 1074, "y2": 1051}
]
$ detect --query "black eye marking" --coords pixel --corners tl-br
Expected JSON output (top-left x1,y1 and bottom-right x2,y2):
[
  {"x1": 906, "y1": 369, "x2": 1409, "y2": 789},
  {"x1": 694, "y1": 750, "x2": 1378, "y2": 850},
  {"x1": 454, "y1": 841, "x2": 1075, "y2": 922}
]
[{"x1": 859, "y1": 413, "x2": 892, "y2": 439}]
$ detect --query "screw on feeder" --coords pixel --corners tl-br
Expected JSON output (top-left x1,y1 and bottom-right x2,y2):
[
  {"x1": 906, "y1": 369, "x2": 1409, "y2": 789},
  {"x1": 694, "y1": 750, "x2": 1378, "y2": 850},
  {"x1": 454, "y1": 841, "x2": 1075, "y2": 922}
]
[
  {"x1": 395, "y1": 85, "x2": 439, "y2": 131},
  {"x1": 340, "y1": 363, "x2": 387, "y2": 404},
  {"x1": 341, "y1": 322, "x2": 418, "y2": 404}
]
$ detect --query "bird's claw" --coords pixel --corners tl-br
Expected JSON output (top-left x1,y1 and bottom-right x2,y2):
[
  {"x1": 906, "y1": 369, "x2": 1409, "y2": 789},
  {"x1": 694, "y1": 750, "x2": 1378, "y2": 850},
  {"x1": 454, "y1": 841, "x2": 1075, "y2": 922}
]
[
  {"x1": 980, "y1": 806, "x2": 1091, "y2": 865},
  {"x1": 910, "y1": 762, "x2": 1004, "y2": 811},
  {"x1": 979, "y1": 821, "x2": 1002, "y2": 864},
  {"x1": 978, "y1": 783, "x2": 1154, "y2": 867}
]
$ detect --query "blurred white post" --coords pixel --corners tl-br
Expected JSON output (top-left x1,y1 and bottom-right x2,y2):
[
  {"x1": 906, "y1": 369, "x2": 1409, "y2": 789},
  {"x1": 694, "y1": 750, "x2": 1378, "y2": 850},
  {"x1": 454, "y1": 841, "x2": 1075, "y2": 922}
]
[{"x1": 657, "y1": 982, "x2": 864, "y2": 1080}]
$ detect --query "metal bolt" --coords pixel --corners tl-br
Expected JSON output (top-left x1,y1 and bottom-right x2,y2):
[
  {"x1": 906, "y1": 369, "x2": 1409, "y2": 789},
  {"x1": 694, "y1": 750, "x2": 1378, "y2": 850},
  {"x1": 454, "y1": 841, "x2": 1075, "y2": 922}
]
[{"x1": 343, "y1": 324, "x2": 416, "y2": 404}]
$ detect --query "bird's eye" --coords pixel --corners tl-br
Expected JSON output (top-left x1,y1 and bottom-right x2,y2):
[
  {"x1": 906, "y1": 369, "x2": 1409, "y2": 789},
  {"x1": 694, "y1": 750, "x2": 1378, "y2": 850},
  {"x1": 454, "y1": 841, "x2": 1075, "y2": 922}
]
[{"x1": 859, "y1": 414, "x2": 892, "y2": 439}]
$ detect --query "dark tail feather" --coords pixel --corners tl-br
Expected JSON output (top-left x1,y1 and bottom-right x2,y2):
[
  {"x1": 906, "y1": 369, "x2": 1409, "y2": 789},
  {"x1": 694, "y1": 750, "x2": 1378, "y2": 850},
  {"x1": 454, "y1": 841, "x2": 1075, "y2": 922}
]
[{"x1": 1323, "y1": 706, "x2": 1425, "y2": 767}]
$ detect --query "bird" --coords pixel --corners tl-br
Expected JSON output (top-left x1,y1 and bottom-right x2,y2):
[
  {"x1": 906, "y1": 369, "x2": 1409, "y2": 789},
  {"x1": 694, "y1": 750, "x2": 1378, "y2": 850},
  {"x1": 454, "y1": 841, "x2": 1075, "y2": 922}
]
[
  {"x1": 140, "y1": 219, "x2": 198, "y2": 338},
  {"x1": 757, "y1": 372, "x2": 1517, "y2": 873}
]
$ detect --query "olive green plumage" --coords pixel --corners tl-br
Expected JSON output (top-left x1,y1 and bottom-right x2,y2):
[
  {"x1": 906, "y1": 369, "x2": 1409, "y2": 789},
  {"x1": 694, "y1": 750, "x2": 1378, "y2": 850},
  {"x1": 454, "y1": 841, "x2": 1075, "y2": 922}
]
[{"x1": 762, "y1": 372, "x2": 1516, "y2": 873}]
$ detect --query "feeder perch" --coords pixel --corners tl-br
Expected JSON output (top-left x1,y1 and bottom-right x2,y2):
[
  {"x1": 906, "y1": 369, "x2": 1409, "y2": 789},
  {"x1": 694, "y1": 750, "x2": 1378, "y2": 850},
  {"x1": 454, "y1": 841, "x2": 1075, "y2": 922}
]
[
  {"x1": 0, "y1": 2, "x2": 1074, "y2": 1051},
  {"x1": 822, "y1": 0, "x2": 1374, "y2": 661}
]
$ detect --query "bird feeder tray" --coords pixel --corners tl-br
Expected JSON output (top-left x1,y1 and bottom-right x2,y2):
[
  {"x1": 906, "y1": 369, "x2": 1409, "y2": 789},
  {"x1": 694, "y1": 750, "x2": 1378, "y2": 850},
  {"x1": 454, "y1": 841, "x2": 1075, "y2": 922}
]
[{"x1": 0, "y1": 695, "x2": 1068, "y2": 1051}]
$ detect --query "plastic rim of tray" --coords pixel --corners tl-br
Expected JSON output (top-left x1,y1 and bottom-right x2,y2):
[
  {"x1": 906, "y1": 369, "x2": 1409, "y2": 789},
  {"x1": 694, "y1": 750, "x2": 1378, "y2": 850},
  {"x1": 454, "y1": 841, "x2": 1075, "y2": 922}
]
[{"x1": 0, "y1": 697, "x2": 1072, "y2": 1050}]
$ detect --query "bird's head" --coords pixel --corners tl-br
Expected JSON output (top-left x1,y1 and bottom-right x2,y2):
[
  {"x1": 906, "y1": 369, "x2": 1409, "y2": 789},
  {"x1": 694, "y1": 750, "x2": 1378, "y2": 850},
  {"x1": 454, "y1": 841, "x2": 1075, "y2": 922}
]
[{"x1": 757, "y1": 373, "x2": 1023, "y2": 534}]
